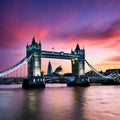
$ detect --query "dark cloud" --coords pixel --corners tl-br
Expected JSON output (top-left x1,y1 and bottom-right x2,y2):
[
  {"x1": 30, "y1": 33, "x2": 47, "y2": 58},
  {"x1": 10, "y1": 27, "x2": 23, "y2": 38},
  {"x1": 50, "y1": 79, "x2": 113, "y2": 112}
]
[{"x1": 55, "y1": 19, "x2": 120, "y2": 41}]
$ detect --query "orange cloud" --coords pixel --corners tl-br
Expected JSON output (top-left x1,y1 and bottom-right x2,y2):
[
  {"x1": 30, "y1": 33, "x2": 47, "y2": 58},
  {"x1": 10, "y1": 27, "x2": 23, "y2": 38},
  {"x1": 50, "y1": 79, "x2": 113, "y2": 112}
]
[{"x1": 89, "y1": 62, "x2": 120, "y2": 72}]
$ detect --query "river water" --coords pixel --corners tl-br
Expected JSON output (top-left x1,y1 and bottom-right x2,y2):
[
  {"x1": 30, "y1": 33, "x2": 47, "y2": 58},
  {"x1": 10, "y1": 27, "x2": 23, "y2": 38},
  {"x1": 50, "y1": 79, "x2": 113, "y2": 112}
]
[{"x1": 0, "y1": 84, "x2": 120, "y2": 120}]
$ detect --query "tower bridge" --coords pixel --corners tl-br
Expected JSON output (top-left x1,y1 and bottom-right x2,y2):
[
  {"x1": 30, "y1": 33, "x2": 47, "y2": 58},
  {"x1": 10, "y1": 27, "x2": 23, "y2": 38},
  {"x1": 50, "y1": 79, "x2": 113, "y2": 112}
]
[
  {"x1": 0, "y1": 37, "x2": 118, "y2": 88},
  {"x1": 25, "y1": 37, "x2": 86, "y2": 88}
]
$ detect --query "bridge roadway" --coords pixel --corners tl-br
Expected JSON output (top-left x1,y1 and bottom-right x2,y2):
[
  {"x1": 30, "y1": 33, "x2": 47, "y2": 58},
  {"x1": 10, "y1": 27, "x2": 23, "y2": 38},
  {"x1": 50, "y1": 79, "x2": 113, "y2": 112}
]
[
  {"x1": 0, "y1": 77, "x2": 27, "y2": 81},
  {"x1": 0, "y1": 77, "x2": 27, "y2": 84},
  {"x1": 88, "y1": 77, "x2": 114, "y2": 80},
  {"x1": 41, "y1": 50, "x2": 80, "y2": 59}
]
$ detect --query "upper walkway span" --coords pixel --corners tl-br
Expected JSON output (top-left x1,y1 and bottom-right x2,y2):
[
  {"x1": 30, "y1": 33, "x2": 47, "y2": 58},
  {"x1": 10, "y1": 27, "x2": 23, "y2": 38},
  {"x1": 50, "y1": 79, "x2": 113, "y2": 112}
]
[{"x1": 41, "y1": 50, "x2": 80, "y2": 59}]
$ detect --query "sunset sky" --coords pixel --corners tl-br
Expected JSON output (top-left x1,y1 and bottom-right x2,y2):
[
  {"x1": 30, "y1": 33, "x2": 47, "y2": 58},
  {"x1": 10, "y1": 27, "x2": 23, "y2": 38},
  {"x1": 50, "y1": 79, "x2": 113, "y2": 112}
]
[{"x1": 0, "y1": 0, "x2": 120, "y2": 74}]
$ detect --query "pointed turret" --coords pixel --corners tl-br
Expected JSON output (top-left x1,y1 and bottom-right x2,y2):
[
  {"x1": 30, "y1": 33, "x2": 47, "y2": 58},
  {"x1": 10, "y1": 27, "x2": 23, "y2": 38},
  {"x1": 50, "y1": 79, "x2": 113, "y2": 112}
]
[
  {"x1": 26, "y1": 43, "x2": 28, "y2": 48},
  {"x1": 32, "y1": 36, "x2": 36, "y2": 44},
  {"x1": 39, "y1": 40, "x2": 41, "y2": 46},
  {"x1": 71, "y1": 48, "x2": 74, "y2": 54},
  {"x1": 83, "y1": 46, "x2": 85, "y2": 50},
  {"x1": 75, "y1": 43, "x2": 80, "y2": 54}
]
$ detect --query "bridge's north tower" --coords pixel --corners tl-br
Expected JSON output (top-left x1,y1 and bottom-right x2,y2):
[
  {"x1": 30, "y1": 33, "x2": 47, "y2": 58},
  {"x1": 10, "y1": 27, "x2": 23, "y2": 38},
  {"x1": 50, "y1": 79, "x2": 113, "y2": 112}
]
[
  {"x1": 22, "y1": 37, "x2": 45, "y2": 88},
  {"x1": 27, "y1": 37, "x2": 41, "y2": 80}
]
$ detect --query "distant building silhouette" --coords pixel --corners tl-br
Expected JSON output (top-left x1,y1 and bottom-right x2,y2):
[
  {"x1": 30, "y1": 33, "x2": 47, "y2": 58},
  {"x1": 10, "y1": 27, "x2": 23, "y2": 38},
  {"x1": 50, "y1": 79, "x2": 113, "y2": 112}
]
[
  {"x1": 104, "y1": 69, "x2": 120, "y2": 76},
  {"x1": 85, "y1": 70, "x2": 103, "y2": 77},
  {"x1": 85, "y1": 69, "x2": 120, "y2": 77},
  {"x1": 53, "y1": 66, "x2": 63, "y2": 75},
  {"x1": 47, "y1": 61, "x2": 52, "y2": 76}
]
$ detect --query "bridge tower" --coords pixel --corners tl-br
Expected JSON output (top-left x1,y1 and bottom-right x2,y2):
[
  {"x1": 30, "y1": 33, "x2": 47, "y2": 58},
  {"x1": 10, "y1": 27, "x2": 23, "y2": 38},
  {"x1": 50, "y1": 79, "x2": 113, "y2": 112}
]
[
  {"x1": 68, "y1": 44, "x2": 90, "y2": 86},
  {"x1": 22, "y1": 37, "x2": 45, "y2": 88},
  {"x1": 71, "y1": 44, "x2": 85, "y2": 77}
]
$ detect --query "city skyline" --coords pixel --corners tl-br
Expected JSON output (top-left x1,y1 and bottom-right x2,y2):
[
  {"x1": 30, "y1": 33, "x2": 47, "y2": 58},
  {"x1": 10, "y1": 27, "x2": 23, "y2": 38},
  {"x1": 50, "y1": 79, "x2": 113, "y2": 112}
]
[{"x1": 0, "y1": 0, "x2": 120, "y2": 74}]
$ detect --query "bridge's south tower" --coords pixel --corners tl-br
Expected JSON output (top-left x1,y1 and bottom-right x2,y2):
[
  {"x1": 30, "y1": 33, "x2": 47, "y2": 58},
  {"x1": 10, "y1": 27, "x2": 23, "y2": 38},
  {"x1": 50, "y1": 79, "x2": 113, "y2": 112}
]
[
  {"x1": 68, "y1": 44, "x2": 90, "y2": 86},
  {"x1": 71, "y1": 44, "x2": 85, "y2": 77}
]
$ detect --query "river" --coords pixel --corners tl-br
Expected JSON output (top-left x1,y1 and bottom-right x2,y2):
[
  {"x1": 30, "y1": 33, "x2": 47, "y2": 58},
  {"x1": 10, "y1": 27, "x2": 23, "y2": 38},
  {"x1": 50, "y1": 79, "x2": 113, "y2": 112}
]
[{"x1": 0, "y1": 84, "x2": 120, "y2": 120}]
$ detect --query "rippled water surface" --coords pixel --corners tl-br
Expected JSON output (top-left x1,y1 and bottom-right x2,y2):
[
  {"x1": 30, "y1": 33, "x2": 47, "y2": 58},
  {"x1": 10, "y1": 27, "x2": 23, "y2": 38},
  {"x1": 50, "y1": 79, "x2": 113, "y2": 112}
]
[{"x1": 0, "y1": 84, "x2": 120, "y2": 120}]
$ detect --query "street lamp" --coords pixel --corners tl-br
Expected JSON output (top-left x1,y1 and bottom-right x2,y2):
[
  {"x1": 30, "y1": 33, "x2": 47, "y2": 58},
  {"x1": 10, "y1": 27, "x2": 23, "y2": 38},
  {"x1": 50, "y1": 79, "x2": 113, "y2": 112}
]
[{"x1": 52, "y1": 47, "x2": 54, "y2": 53}]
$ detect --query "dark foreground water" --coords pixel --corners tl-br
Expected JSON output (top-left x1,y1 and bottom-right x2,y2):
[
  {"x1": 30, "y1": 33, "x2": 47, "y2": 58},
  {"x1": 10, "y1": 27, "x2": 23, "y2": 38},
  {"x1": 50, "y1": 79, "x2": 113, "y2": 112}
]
[{"x1": 0, "y1": 84, "x2": 120, "y2": 120}]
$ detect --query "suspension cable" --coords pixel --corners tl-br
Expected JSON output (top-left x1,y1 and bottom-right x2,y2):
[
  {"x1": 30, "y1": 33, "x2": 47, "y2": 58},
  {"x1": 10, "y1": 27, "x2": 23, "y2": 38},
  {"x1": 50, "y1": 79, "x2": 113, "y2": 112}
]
[
  {"x1": 0, "y1": 55, "x2": 32, "y2": 77},
  {"x1": 85, "y1": 59, "x2": 111, "y2": 79}
]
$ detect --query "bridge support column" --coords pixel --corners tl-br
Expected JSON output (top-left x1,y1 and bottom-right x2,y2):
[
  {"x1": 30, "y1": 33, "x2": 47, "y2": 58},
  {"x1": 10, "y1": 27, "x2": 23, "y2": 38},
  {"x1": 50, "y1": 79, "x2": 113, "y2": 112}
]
[
  {"x1": 68, "y1": 44, "x2": 90, "y2": 87},
  {"x1": 22, "y1": 37, "x2": 45, "y2": 89},
  {"x1": 68, "y1": 59, "x2": 90, "y2": 87}
]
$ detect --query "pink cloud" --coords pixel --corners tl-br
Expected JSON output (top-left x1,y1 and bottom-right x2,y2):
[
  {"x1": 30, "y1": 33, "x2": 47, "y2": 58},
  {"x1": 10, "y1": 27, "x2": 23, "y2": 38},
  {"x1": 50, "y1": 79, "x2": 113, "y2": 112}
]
[
  {"x1": 103, "y1": 40, "x2": 120, "y2": 51},
  {"x1": 107, "y1": 56, "x2": 120, "y2": 62}
]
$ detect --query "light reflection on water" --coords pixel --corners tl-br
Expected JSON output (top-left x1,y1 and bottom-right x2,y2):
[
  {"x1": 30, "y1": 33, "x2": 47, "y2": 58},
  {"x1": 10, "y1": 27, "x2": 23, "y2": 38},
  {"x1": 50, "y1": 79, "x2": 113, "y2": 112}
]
[{"x1": 0, "y1": 84, "x2": 120, "y2": 120}]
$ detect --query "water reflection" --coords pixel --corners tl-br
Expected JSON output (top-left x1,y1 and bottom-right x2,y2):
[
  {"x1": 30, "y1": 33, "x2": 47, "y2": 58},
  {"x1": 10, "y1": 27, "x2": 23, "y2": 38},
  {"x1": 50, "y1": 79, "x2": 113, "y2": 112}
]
[
  {"x1": 0, "y1": 88, "x2": 25, "y2": 120},
  {"x1": 83, "y1": 86, "x2": 120, "y2": 120},
  {"x1": 39, "y1": 86, "x2": 74, "y2": 120},
  {"x1": 0, "y1": 84, "x2": 120, "y2": 120},
  {"x1": 23, "y1": 90, "x2": 43, "y2": 120},
  {"x1": 72, "y1": 87, "x2": 87, "y2": 120}
]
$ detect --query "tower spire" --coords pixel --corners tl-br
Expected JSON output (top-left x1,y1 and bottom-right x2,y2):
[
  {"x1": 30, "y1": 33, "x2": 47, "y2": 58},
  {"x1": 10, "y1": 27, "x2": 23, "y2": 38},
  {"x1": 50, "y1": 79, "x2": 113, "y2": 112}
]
[
  {"x1": 75, "y1": 43, "x2": 80, "y2": 54},
  {"x1": 83, "y1": 46, "x2": 85, "y2": 50},
  {"x1": 39, "y1": 40, "x2": 41, "y2": 45},
  {"x1": 32, "y1": 36, "x2": 36, "y2": 44},
  {"x1": 26, "y1": 43, "x2": 28, "y2": 47}
]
